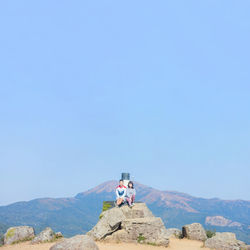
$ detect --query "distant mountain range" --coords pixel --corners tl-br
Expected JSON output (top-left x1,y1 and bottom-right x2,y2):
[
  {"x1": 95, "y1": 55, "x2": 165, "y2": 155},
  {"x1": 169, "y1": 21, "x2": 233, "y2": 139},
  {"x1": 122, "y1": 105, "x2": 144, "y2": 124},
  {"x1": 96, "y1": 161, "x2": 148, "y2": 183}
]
[{"x1": 0, "y1": 180, "x2": 249, "y2": 244}]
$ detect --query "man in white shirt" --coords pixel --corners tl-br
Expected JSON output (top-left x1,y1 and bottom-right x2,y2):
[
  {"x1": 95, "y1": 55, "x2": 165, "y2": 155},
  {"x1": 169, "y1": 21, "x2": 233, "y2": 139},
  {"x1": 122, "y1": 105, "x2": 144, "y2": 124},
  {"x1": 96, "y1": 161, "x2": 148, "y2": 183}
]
[{"x1": 115, "y1": 179, "x2": 127, "y2": 206}]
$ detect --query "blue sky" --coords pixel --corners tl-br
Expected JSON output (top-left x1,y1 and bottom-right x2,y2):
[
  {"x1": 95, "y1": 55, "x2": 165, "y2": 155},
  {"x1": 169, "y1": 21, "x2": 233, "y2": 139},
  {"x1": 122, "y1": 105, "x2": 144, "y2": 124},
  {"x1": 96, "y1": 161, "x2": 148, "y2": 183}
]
[{"x1": 0, "y1": 1, "x2": 250, "y2": 205}]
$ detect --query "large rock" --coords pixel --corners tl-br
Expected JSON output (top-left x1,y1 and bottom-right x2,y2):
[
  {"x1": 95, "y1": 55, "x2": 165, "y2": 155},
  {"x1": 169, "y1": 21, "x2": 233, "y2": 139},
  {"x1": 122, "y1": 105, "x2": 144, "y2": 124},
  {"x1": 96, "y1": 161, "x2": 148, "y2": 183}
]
[
  {"x1": 182, "y1": 223, "x2": 207, "y2": 241},
  {"x1": 106, "y1": 217, "x2": 169, "y2": 246},
  {"x1": 165, "y1": 228, "x2": 182, "y2": 239},
  {"x1": 87, "y1": 207, "x2": 126, "y2": 240},
  {"x1": 104, "y1": 229, "x2": 129, "y2": 243},
  {"x1": 204, "y1": 232, "x2": 247, "y2": 250},
  {"x1": 88, "y1": 203, "x2": 169, "y2": 247},
  {"x1": 31, "y1": 227, "x2": 55, "y2": 244},
  {"x1": 121, "y1": 217, "x2": 169, "y2": 246},
  {"x1": 50, "y1": 235, "x2": 99, "y2": 250},
  {"x1": 55, "y1": 232, "x2": 63, "y2": 238},
  {"x1": 4, "y1": 226, "x2": 35, "y2": 245},
  {"x1": 120, "y1": 203, "x2": 154, "y2": 219}
]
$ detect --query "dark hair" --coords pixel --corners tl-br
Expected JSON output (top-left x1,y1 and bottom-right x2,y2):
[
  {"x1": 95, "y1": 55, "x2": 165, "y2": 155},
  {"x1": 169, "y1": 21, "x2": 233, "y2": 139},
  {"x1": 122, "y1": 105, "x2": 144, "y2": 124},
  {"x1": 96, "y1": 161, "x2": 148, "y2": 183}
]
[
  {"x1": 128, "y1": 181, "x2": 134, "y2": 189},
  {"x1": 119, "y1": 179, "x2": 123, "y2": 182}
]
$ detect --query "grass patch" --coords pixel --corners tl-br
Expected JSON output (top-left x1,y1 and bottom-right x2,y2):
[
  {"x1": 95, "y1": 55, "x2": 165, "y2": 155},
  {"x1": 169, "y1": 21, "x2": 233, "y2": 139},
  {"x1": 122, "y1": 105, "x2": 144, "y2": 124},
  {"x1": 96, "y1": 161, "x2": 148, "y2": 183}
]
[
  {"x1": 98, "y1": 201, "x2": 113, "y2": 220},
  {"x1": 147, "y1": 242, "x2": 158, "y2": 246},
  {"x1": 137, "y1": 234, "x2": 146, "y2": 243},
  {"x1": 11, "y1": 236, "x2": 34, "y2": 245},
  {"x1": 102, "y1": 201, "x2": 112, "y2": 212}
]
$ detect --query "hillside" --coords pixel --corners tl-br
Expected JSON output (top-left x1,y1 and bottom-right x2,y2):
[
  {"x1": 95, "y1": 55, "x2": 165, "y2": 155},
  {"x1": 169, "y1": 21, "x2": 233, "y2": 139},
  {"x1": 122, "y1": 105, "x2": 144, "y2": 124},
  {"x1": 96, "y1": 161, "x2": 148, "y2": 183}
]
[{"x1": 0, "y1": 180, "x2": 249, "y2": 244}]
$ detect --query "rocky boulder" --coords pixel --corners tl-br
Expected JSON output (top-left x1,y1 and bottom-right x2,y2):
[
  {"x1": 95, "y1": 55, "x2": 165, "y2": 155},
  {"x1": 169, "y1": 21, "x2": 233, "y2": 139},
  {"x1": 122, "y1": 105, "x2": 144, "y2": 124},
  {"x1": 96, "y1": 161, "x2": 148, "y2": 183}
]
[
  {"x1": 122, "y1": 217, "x2": 169, "y2": 246},
  {"x1": 204, "y1": 232, "x2": 247, "y2": 250},
  {"x1": 55, "y1": 232, "x2": 63, "y2": 238},
  {"x1": 4, "y1": 226, "x2": 35, "y2": 245},
  {"x1": 50, "y1": 235, "x2": 99, "y2": 250},
  {"x1": 31, "y1": 227, "x2": 55, "y2": 244},
  {"x1": 182, "y1": 223, "x2": 207, "y2": 241},
  {"x1": 88, "y1": 203, "x2": 169, "y2": 247},
  {"x1": 88, "y1": 206, "x2": 126, "y2": 240},
  {"x1": 165, "y1": 228, "x2": 182, "y2": 239}
]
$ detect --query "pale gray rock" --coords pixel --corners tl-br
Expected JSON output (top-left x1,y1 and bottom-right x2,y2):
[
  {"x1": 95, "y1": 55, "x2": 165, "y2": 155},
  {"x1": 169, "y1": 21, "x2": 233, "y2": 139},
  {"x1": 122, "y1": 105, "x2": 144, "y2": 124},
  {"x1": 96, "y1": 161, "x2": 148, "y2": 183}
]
[
  {"x1": 119, "y1": 203, "x2": 154, "y2": 219},
  {"x1": 31, "y1": 227, "x2": 55, "y2": 244},
  {"x1": 55, "y1": 232, "x2": 63, "y2": 238},
  {"x1": 165, "y1": 228, "x2": 182, "y2": 238},
  {"x1": 121, "y1": 217, "x2": 169, "y2": 246},
  {"x1": 50, "y1": 235, "x2": 99, "y2": 250},
  {"x1": 104, "y1": 229, "x2": 129, "y2": 243},
  {"x1": 182, "y1": 223, "x2": 207, "y2": 241},
  {"x1": 87, "y1": 207, "x2": 126, "y2": 240},
  {"x1": 204, "y1": 232, "x2": 247, "y2": 250},
  {"x1": 4, "y1": 226, "x2": 35, "y2": 245}
]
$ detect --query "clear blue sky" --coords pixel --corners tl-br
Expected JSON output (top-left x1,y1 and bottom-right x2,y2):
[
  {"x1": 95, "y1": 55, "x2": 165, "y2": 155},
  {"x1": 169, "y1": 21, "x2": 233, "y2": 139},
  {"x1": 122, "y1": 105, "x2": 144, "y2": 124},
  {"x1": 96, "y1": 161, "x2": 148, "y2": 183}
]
[{"x1": 0, "y1": 1, "x2": 250, "y2": 205}]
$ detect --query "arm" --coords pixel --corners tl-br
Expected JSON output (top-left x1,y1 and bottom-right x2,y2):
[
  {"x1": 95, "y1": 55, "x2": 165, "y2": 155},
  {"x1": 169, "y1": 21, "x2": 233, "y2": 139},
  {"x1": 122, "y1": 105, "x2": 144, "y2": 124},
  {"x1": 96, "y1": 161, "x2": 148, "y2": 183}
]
[{"x1": 115, "y1": 188, "x2": 119, "y2": 199}]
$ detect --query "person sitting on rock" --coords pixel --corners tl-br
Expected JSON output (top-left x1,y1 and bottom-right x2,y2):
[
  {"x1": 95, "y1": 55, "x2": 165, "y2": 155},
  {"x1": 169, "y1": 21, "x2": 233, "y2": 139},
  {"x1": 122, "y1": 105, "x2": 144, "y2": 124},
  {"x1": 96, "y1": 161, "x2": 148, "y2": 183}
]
[
  {"x1": 115, "y1": 179, "x2": 127, "y2": 206},
  {"x1": 126, "y1": 181, "x2": 136, "y2": 207}
]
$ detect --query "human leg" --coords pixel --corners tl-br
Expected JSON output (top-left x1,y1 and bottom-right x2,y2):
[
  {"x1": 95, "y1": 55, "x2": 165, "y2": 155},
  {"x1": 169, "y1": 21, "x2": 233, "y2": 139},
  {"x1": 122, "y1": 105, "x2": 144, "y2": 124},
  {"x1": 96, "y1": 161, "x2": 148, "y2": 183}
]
[{"x1": 131, "y1": 194, "x2": 135, "y2": 204}]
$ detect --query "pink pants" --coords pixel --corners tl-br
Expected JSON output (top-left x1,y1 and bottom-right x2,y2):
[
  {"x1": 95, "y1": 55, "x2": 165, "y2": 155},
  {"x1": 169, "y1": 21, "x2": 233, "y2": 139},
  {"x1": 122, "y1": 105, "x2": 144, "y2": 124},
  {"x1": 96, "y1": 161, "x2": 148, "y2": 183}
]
[{"x1": 126, "y1": 195, "x2": 135, "y2": 205}]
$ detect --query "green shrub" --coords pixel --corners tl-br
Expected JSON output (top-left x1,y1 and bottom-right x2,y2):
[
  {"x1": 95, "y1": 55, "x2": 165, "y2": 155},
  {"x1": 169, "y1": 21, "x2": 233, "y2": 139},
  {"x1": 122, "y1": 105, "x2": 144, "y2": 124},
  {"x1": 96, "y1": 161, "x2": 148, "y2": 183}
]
[
  {"x1": 102, "y1": 201, "x2": 112, "y2": 212},
  {"x1": 206, "y1": 230, "x2": 216, "y2": 238},
  {"x1": 137, "y1": 233, "x2": 146, "y2": 243},
  {"x1": 99, "y1": 201, "x2": 112, "y2": 220}
]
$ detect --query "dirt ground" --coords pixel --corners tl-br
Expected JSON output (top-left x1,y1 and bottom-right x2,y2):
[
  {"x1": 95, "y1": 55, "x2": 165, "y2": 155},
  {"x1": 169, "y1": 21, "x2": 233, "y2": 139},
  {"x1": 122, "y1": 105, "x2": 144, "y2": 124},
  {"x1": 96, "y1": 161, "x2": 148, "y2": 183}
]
[{"x1": 1, "y1": 238, "x2": 209, "y2": 250}]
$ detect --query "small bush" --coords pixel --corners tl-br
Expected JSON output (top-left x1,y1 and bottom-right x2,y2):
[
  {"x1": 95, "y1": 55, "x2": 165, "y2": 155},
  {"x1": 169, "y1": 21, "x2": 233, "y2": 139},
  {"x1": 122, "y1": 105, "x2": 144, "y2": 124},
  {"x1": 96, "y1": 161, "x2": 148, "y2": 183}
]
[
  {"x1": 102, "y1": 201, "x2": 112, "y2": 212},
  {"x1": 137, "y1": 233, "x2": 146, "y2": 243},
  {"x1": 206, "y1": 230, "x2": 216, "y2": 238},
  {"x1": 99, "y1": 201, "x2": 112, "y2": 220}
]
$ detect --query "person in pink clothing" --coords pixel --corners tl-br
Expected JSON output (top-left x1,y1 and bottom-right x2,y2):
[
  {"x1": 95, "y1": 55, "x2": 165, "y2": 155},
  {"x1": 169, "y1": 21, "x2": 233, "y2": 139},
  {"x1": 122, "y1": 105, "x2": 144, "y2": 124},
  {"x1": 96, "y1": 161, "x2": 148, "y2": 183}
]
[{"x1": 126, "y1": 181, "x2": 136, "y2": 207}]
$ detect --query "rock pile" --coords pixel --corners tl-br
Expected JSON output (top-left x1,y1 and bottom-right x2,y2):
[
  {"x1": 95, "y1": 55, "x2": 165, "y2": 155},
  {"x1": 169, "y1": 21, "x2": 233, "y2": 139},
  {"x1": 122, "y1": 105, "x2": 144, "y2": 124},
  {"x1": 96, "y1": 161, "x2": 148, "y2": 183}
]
[
  {"x1": 182, "y1": 223, "x2": 248, "y2": 250},
  {"x1": 2, "y1": 226, "x2": 63, "y2": 246},
  {"x1": 87, "y1": 203, "x2": 169, "y2": 247}
]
